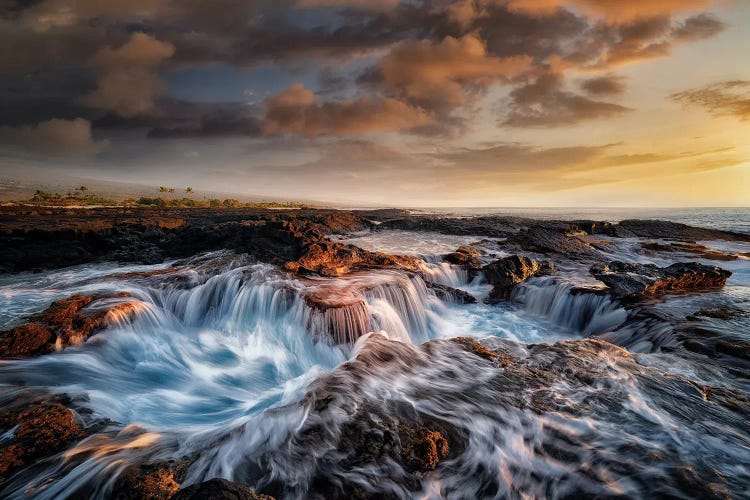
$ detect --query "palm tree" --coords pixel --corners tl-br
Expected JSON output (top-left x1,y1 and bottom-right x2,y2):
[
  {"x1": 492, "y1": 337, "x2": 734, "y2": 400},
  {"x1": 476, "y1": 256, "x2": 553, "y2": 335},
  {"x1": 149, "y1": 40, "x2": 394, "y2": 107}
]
[{"x1": 185, "y1": 187, "x2": 194, "y2": 194}]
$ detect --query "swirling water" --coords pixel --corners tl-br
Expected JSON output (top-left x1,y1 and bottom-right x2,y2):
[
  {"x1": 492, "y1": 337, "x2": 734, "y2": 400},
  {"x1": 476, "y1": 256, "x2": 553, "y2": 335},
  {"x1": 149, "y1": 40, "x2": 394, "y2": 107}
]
[{"x1": 1, "y1": 227, "x2": 749, "y2": 498}]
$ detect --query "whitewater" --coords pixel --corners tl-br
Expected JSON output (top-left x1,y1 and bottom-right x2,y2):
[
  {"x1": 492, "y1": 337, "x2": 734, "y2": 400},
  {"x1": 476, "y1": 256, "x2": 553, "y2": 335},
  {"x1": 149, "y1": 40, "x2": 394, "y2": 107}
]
[{"x1": 1, "y1": 225, "x2": 749, "y2": 499}]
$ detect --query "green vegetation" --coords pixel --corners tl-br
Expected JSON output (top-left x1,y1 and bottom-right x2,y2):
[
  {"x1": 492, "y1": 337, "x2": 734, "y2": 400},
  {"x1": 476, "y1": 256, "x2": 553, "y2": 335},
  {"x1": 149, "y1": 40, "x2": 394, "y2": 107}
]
[{"x1": 16, "y1": 189, "x2": 305, "y2": 209}]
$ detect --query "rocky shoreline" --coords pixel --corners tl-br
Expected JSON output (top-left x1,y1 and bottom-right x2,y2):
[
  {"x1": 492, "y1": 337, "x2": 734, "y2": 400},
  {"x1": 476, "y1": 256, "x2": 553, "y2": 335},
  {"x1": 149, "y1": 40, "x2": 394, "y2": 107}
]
[{"x1": 1, "y1": 207, "x2": 749, "y2": 498}]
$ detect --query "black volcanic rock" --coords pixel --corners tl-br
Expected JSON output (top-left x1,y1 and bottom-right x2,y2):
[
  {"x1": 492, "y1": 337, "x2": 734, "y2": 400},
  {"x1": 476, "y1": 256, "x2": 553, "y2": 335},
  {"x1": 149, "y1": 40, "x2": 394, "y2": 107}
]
[
  {"x1": 425, "y1": 282, "x2": 477, "y2": 304},
  {"x1": 483, "y1": 255, "x2": 555, "y2": 298},
  {"x1": 591, "y1": 261, "x2": 732, "y2": 298},
  {"x1": 506, "y1": 226, "x2": 601, "y2": 259},
  {"x1": 615, "y1": 219, "x2": 750, "y2": 242}
]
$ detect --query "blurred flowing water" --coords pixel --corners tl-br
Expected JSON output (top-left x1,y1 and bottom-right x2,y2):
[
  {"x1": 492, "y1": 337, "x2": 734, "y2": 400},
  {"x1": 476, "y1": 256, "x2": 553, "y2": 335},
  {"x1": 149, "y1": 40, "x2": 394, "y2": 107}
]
[{"x1": 1, "y1": 225, "x2": 749, "y2": 498}]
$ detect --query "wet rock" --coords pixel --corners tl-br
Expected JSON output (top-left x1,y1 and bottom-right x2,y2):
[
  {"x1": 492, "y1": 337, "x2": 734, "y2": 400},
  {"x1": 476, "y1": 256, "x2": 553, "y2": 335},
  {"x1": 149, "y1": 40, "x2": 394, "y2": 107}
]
[
  {"x1": 715, "y1": 342, "x2": 750, "y2": 360},
  {"x1": 399, "y1": 425, "x2": 449, "y2": 472},
  {"x1": 506, "y1": 226, "x2": 601, "y2": 259},
  {"x1": 591, "y1": 261, "x2": 732, "y2": 298},
  {"x1": 424, "y1": 282, "x2": 477, "y2": 304},
  {"x1": 303, "y1": 291, "x2": 372, "y2": 344},
  {"x1": 642, "y1": 241, "x2": 738, "y2": 261},
  {"x1": 286, "y1": 240, "x2": 421, "y2": 277},
  {"x1": 112, "y1": 459, "x2": 195, "y2": 500},
  {"x1": 483, "y1": 255, "x2": 555, "y2": 299},
  {"x1": 0, "y1": 294, "x2": 140, "y2": 358},
  {"x1": 444, "y1": 246, "x2": 482, "y2": 270},
  {"x1": 0, "y1": 403, "x2": 85, "y2": 483},
  {"x1": 616, "y1": 219, "x2": 750, "y2": 242},
  {"x1": 687, "y1": 308, "x2": 741, "y2": 321},
  {"x1": 174, "y1": 478, "x2": 274, "y2": 500}
]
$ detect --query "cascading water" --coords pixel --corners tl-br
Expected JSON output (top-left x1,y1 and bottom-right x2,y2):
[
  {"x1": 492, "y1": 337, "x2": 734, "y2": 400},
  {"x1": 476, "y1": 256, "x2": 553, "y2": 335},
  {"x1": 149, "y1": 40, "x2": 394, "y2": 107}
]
[{"x1": 2, "y1": 227, "x2": 750, "y2": 499}]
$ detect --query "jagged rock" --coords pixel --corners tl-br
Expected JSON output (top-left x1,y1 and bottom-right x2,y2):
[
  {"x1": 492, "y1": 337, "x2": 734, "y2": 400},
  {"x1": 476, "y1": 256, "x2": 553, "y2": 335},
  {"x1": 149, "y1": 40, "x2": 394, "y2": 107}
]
[
  {"x1": 591, "y1": 261, "x2": 732, "y2": 298},
  {"x1": 642, "y1": 241, "x2": 738, "y2": 261},
  {"x1": 616, "y1": 219, "x2": 750, "y2": 242},
  {"x1": 0, "y1": 403, "x2": 85, "y2": 483},
  {"x1": 506, "y1": 226, "x2": 600, "y2": 259},
  {"x1": 444, "y1": 246, "x2": 483, "y2": 270},
  {"x1": 483, "y1": 255, "x2": 555, "y2": 298},
  {"x1": 0, "y1": 293, "x2": 140, "y2": 358},
  {"x1": 425, "y1": 282, "x2": 477, "y2": 304},
  {"x1": 113, "y1": 466, "x2": 181, "y2": 500},
  {"x1": 174, "y1": 478, "x2": 274, "y2": 500},
  {"x1": 285, "y1": 240, "x2": 421, "y2": 277}
]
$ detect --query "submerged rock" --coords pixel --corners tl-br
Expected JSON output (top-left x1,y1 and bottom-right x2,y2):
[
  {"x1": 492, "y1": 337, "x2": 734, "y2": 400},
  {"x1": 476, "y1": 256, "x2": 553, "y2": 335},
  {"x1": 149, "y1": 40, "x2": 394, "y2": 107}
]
[
  {"x1": 425, "y1": 282, "x2": 477, "y2": 304},
  {"x1": 483, "y1": 255, "x2": 555, "y2": 299},
  {"x1": 591, "y1": 261, "x2": 732, "y2": 298},
  {"x1": 0, "y1": 293, "x2": 140, "y2": 358}
]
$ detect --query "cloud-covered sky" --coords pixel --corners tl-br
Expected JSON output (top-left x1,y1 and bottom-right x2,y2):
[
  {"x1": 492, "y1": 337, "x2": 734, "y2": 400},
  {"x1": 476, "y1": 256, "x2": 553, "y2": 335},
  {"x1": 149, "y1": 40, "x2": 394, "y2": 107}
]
[{"x1": 1, "y1": 0, "x2": 749, "y2": 206}]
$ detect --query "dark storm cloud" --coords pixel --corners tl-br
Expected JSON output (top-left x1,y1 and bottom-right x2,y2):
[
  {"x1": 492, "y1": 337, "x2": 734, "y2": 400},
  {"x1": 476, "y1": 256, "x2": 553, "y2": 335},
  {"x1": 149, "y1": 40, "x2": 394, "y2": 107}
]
[
  {"x1": 502, "y1": 73, "x2": 631, "y2": 128},
  {"x1": 0, "y1": 0, "x2": 730, "y2": 146},
  {"x1": 671, "y1": 80, "x2": 750, "y2": 121}
]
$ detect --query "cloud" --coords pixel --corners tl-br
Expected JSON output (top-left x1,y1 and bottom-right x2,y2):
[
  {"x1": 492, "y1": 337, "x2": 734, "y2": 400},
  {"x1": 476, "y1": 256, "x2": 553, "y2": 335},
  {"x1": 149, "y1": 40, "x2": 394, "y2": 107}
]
[
  {"x1": 508, "y1": 0, "x2": 711, "y2": 22},
  {"x1": 84, "y1": 33, "x2": 174, "y2": 118},
  {"x1": 502, "y1": 73, "x2": 631, "y2": 127},
  {"x1": 671, "y1": 13, "x2": 726, "y2": 41},
  {"x1": 0, "y1": 118, "x2": 107, "y2": 158},
  {"x1": 580, "y1": 74, "x2": 626, "y2": 96},
  {"x1": 671, "y1": 80, "x2": 750, "y2": 121},
  {"x1": 377, "y1": 34, "x2": 531, "y2": 109},
  {"x1": 262, "y1": 83, "x2": 433, "y2": 136}
]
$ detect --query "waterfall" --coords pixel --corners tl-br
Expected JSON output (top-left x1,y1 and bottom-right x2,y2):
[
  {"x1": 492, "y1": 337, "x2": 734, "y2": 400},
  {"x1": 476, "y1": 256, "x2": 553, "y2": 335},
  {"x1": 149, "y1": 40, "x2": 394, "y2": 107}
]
[{"x1": 511, "y1": 276, "x2": 628, "y2": 336}]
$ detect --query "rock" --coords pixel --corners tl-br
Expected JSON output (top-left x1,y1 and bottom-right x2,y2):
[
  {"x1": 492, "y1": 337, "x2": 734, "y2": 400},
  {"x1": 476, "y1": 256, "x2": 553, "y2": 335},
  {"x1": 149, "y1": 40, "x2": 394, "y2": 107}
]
[
  {"x1": 444, "y1": 246, "x2": 483, "y2": 270},
  {"x1": 483, "y1": 255, "x2": 555, "y2": 298},
  {"x1": 0, "y1": 404, "x2": 85, "y2": 483},
  {"x1": 642, "y1": 241, "x2": 738, "y2": 261},
  {"x1": 591, "y1": 261, "x2": 732, "y2": 298},
  {"x1": 425, "y1": 282, "x2": 477, "y2": 304},
  {"x1": 113, "y1": 465, "x2": 181, "y2": 500},
  {"x1": 285, "y1": 240, "x2": 421, "y2": 277},
  {"x1": 174, "y1": 478, "x2": 274, "y2": 500},
  {"x1": 616, "y1": 219, "x2": 750, "y2": 242},
  {"x1": 506, "y1": 226, "x2": 601, "y2": 259},
  {"x1": 0, "y1": 293, "x2": 140, "y2": 358},
  {"x1": 399, "y1": 425, "x2": 449, "y2": 472}
]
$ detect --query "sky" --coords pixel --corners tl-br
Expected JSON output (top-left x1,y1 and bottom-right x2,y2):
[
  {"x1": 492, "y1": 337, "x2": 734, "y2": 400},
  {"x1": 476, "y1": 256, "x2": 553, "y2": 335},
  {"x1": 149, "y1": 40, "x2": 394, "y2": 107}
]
[{"x1": 1, "y1": 0, "x2": 749, "y2": 207}]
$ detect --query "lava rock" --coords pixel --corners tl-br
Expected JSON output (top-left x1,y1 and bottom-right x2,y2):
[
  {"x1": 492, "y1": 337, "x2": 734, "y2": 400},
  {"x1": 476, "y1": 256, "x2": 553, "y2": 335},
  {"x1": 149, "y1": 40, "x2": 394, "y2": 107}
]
[
  {"x1": 0, "y1": 404, "x2": 85, "y2": 483},
  {"x1": 444, "y1": 246, "x2": 483, "y2": 270},
  {"x1": 0, "y1": 293, "x2": 140, "y2": 358},
  {"x1": 425, "y1": 282, "x2": 477, "y2": 304},
  {"x1": 591, "y1": 261, "x2": 732, "y2": 298},
  {"x1": 483, "y1": 255, "x2": 555, "y2": 298}
]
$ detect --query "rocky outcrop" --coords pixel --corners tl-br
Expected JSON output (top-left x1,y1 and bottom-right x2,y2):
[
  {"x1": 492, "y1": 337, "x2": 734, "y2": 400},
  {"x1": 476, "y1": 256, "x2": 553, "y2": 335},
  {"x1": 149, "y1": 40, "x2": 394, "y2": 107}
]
[
  {"x1": 591, "y1": 261, "x2": 732, "y2": 298},
  {"x1": 506, "y1": 226, "x2": 601, "y2": 259},
  {"x1": 483, "y1": 255, "x2": 555, "y2": 299},
  {"x1": 0, "y1": 403, "x2": 86, "y2": 484},
  {"x1": 174, "y1": 479, "x2": 274, "y2": 500},
  {"x1": 615, "y1": 219, "x2": 750, "y2": 242},
  {"x1": 0, "y1": 294, "x2": 140, "y2": 358},
  {"x1": 285, "y1": 239, "x2": 421, "y2": 277},
  {"x1": 443, "y1": 246, "x2": 483, "y2": 270}
]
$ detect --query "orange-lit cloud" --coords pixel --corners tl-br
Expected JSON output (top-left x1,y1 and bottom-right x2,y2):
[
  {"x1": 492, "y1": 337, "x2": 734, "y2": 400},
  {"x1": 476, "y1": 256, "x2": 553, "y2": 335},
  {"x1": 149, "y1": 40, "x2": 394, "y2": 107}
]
[{"x1": 263, "y1": 84, "x2": 433, "y2": 136}]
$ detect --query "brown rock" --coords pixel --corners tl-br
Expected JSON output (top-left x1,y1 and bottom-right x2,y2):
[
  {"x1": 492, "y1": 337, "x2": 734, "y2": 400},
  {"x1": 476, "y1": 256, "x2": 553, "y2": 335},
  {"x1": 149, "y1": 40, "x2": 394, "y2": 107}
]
[
  {"x1": 0, "y1": 404, "x2": 85, "y2": 482},
  {"x1": 0, "y1": 294, "x2": 141, "y2": 358},
  {"x1": 399, "y1": 425, "x2": 449, "y2": 472},
  {"x1": 444, "y1": 246, "x2": 482, "y2": 270}
]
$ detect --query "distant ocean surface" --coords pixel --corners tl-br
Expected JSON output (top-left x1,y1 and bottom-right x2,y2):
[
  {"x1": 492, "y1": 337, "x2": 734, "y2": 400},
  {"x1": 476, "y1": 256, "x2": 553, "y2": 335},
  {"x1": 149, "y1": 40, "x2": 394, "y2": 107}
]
[{"x1": 404, "y1": 207, "x2": 750, "y2": 235}]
